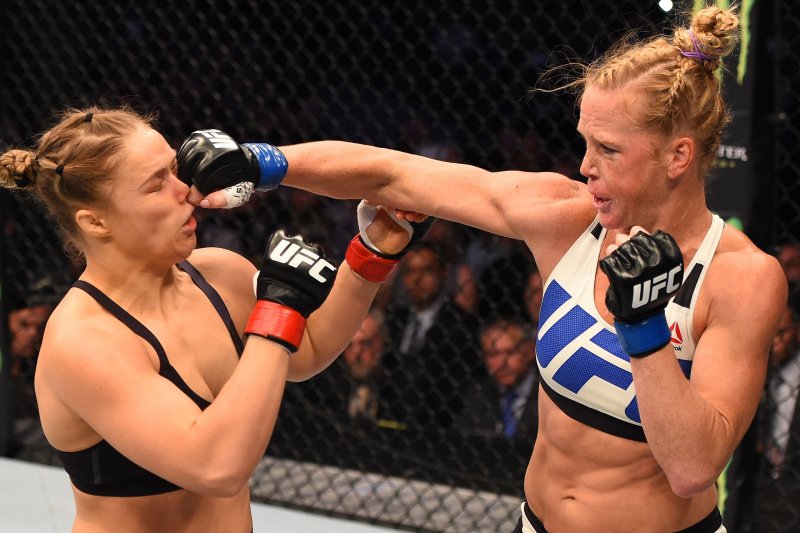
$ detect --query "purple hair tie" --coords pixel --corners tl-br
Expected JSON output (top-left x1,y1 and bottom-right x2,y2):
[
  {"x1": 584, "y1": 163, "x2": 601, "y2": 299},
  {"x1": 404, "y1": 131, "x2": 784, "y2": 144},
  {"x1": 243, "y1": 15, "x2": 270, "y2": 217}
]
[{"x1": 680, "y1": 30, "x2": 714, "y2": 61}]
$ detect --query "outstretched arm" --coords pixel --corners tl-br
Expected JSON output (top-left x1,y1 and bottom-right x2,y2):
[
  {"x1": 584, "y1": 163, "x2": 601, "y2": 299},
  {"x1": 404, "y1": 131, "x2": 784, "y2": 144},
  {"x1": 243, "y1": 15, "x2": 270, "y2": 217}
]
[
  {"x1": 283, "y1": 141, "x2": 590, "y2": 243},
  {"x1": 179, "y1": 132, "x2": 593, "y2": 246}
]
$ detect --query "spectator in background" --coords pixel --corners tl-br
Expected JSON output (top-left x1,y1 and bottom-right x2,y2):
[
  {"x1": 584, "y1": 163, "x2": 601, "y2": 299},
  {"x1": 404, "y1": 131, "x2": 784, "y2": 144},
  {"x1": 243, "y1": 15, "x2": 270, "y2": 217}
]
[
  {"x1": 8, "y1": 296, "x2": 58, "y2": 465},
  {"x1": 382, "y1": 241, "x2": 481, "y2": 429},
  {"x1": 476, "y1": 238, "x2": 531, "y2": 321},
  {"x1": 452, "y1": 263, "x2": 479, "y2": 315},
  {"x1": 751, "y1": 305, "x2": 800, "y2": 533},
  {"x1": 777, "y1": 242, "x2": 800, "y2": 314},
  {"x1": 6, "y1": 277, "x2": 68, "y2": 464},
  {"x1": 279, "y1": 189, "x2": 356, "y2": 260},
  {"x1": 340, "y1": 311, "x2": 388, "y2": 421},
  {"x1": 777, "y1": 242, "x2": 800, "y2": 285},
  {"x1": 9, "y1": 303, "x2": 53, "y2": 381},
  {"x1": 459, "y1": 318, "x2": 538, "y2": 440},
  {"x1": 523, "y1": 266, "x2": 544, "y2": 328}
]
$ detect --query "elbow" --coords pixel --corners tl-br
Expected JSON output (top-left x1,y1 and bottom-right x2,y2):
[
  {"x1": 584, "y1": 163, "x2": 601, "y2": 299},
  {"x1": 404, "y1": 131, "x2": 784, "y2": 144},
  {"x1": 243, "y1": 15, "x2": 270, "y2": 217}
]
[
  {"x1": 666, "y1": 468, "x2": 719, "y2": 499},
  {"x1": 191, "y1": 464, "x2": 252, "y2": 498}
]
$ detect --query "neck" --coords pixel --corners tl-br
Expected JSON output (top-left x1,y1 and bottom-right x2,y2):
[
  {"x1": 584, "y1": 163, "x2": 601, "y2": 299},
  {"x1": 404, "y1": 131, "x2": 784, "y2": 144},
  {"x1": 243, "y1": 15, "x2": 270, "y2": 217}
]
[
  {"x1": 80, "y1": 250, "x2": 184, "y2": 314},
  {"x1": 611, "y1": 177, "x2": 712, "y2": 252}
]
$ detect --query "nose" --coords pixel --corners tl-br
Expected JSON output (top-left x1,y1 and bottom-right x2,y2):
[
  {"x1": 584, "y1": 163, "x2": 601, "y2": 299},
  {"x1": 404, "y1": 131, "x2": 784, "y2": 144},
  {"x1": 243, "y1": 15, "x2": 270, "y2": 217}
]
[
  {"x1": 172, "y1": 174, "x2": 191, "y2": 200},
  {"x1": 579, "y1": 150, "x2": 594, "y2": 180}
]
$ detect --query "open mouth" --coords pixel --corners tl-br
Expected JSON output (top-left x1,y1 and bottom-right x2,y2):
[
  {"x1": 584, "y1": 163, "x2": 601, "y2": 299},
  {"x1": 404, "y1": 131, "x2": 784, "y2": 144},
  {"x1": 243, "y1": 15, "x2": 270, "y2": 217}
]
[
  {"x1": 592, "y1": 195, "x2": 610, "y2": 210},
  {"x1": 183, "y1": 212, "x2": 197, "y2": 231}
]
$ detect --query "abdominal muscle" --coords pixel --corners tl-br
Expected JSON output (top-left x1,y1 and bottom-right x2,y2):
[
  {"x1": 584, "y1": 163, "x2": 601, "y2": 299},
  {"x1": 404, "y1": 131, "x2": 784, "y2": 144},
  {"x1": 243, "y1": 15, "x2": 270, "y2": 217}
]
[
  {"x1": 525, "y1": 390, "x2": 718, "y2": 533},
  {"x1": 71, "y1": 485, "x2": 252, "y2": 533}
]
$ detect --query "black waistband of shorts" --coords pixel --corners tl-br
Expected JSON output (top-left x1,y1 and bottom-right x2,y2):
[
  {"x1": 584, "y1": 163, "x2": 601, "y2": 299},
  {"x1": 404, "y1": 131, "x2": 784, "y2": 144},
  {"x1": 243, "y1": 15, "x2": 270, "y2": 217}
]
[
  {"x1": 523, "y1": 501, "x2": 721, "y2": 533},
  {"x1": 675, "y1": 506, "x2": 722, "y2": 533}
]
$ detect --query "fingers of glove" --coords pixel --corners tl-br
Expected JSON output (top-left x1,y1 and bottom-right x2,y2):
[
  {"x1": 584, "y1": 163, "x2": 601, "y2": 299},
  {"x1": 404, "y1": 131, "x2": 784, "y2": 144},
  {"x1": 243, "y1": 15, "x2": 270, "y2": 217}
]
[{"x1": 651, "y1": 230, "x2": 682, "y2": 261}]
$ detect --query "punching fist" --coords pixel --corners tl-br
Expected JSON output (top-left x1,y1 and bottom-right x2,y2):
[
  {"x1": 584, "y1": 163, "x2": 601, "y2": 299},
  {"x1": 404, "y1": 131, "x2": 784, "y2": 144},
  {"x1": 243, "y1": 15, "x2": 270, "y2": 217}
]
[
  {"x1": 177, "y1": 129, "x2": 287, "y2": 207},
  {"x1": 599, "y1": 230, "x2": 683, "y2": 357},
  {"x1": 246, "y1": 230, "x2": 337, "y2": 352},
  {"x1": 345, "y1": 200, "x2": 434, "y2": 283}
]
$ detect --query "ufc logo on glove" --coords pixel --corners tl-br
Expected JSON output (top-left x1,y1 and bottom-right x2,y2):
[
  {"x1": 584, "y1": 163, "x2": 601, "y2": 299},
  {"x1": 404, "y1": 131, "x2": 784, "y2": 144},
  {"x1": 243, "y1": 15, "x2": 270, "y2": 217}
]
[
  {"x1": 269, "y1": 239, "x2": 336, "y2": 283},
  {"x1": 195, "y1": 130, "x2": 238, "y2": 150},
  {"x1": 631, "y1": 265, "x2": 682, "y2": 309}
]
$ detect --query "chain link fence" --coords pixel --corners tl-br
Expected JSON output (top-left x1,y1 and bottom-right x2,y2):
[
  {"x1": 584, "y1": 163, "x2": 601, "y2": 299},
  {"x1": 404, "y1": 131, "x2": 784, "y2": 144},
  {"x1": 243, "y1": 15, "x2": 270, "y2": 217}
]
[{"x1": 1, "y1": 1, "x2": 798, "y2": 531}]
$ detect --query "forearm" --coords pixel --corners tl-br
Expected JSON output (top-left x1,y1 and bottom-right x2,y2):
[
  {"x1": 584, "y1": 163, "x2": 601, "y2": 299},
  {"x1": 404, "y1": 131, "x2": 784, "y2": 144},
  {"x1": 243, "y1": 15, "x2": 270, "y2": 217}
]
[
  {"x1": 633, "y1": 349, "x2": 735, "y2": 497},
  {"x1": 185, "y1": 336, "x2": 289, "y2": 494},
  {"x1": 281, "y1": 141, "x2": 399, "y2": 200},
  {"x1": 289, "y1": 264, "x2": 379, "y2": 381}
]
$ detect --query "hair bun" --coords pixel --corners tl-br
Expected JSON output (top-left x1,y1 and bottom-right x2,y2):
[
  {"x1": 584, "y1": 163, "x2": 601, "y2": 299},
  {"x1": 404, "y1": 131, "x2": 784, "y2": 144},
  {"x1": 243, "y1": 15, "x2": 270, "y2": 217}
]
[
  {"x1": 0, "y1": 149, "x2": 39, "y2": 189},
  {"x1": 688, "y1": 6, "x2": 740, "y2": 62}
]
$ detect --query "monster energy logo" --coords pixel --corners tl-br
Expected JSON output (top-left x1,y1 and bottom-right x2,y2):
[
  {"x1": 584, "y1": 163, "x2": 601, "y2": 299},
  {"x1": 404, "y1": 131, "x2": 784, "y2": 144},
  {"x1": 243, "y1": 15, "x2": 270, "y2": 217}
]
[{"x1": 693, "y1": 0, "x2": 755, "y2": 84}]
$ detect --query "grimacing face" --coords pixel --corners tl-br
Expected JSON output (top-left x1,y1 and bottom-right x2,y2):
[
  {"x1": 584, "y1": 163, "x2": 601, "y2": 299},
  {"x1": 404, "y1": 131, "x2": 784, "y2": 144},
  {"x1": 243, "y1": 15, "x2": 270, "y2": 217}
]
[
  {"x1": 578, "y1": 86, "x2": 672, "y2": 231},
  {"x1": 97, "y1": 125, "x2": 197, "y2": 263}
]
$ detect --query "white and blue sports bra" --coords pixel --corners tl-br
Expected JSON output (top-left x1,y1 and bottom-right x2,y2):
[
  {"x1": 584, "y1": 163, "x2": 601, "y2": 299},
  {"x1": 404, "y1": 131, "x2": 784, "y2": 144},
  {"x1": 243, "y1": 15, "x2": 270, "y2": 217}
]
[{"x1": 536, "y1": 215, "x2": 725, "y2": 441}]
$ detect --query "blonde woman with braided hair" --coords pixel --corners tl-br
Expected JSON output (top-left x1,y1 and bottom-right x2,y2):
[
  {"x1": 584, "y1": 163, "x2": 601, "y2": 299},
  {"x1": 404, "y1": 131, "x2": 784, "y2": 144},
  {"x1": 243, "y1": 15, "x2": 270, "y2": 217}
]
[{"x1": 180, "y1": 6, "x2": 786, "y2": 532}]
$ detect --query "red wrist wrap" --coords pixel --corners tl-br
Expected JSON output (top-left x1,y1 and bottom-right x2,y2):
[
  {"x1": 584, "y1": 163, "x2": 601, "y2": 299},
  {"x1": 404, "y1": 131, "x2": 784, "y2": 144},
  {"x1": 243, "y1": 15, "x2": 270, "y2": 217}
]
[
  {"x1": 345, "y1": 235, "x2": 399, "y2": 283},
  {"x1": 245, "y1": 300, "x2": 306, "y2": 353}
]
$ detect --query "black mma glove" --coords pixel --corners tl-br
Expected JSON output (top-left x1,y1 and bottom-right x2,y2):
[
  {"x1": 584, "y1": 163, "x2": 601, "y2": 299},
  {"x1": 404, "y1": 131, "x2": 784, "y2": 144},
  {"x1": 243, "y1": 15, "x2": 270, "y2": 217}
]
[
  {"x1": 599, "y1": 230, "x2": 684, "y2": 358},
  {"x1": 345, "y1": 200, "x2": 434, "y2": 283},
  {"x1": 177, "y1": 129, "x2": 287, "y2": 204},
  {"x1": 246, "y1": 230, "x2": 337, "y2": 353}
]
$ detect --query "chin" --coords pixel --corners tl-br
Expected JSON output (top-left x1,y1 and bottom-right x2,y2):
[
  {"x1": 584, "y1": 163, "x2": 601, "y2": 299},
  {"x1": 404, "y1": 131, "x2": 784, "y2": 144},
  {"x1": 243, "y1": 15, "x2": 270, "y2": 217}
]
[
  {"x1": 597, "y1": 212, "x2": 627, "y2": 231},
  {"x1": 176, "y1": 238, "x2": 198, "y2": 260}
]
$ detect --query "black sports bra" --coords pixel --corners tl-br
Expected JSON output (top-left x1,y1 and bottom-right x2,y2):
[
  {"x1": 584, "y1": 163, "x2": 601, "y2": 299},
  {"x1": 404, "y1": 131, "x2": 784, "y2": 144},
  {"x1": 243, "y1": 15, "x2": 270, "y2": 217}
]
[{"x1": 56, "y1": 260, "x2": 245, "y2": 497}]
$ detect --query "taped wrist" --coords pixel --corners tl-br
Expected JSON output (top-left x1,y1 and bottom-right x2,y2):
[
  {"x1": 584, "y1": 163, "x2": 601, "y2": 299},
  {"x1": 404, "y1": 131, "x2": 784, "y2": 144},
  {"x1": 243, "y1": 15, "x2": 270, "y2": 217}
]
[
  {"x1": 245, "y1": 300, "x2": 305, "y2": 353},
  {"x1": 345, "y1": 234, "x2": 399, "y2": 283},
  {"x1": 614, "y1": 312, "x2": 671, "y2": 358},
  {"x1": 242, "y1": 143, "x2": 288, "y2": 191}
]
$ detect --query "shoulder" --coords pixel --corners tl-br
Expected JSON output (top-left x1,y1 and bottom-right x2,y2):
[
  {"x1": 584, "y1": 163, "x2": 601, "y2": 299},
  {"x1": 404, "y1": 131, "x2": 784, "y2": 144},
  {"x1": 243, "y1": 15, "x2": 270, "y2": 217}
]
[
  {"x1": 185, "y1": 247, "x2": 258, "y2": 301},
  {"x1": 497, "y1": 171, "x2": 596, "y2": 273},
  {"x1": 710, "y1": 227, "x2": 786, "y2": 293},
  {"x1": 187, "y1": 246, "x2": 256, "y2": 277},
  {"x1": 37, "y1": 294, "x2": 155, "y2": 400},
  {"x1": 705, "y1": 227, "x2": 787, "y2": 333}
]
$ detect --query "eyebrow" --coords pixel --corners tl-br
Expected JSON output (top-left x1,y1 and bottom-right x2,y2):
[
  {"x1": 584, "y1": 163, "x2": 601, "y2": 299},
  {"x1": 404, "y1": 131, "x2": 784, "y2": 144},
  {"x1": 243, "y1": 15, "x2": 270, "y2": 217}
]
[{"x1": 136, "y1": 156, "x2": 176, "y2": 190}]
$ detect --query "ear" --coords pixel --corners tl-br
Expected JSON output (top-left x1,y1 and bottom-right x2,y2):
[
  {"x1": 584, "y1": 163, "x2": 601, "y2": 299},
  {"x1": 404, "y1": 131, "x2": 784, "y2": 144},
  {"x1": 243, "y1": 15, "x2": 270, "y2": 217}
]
[
  {"x1": 75, "y1": 208, "x2": 111, "y2": 238},
  {"x1": 666, "y1": 136, "x2": 695, "y2": 179}
]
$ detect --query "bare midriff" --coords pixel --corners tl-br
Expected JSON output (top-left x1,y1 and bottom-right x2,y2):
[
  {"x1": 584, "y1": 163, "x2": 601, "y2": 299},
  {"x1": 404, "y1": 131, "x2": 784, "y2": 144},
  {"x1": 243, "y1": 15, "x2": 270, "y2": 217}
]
[
  {"x1": 524, "y1": 390, "x2": 718, "y2": 533},
  {"x1": 71, "y1": 485, "x2": 252, "y2": 533}
]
